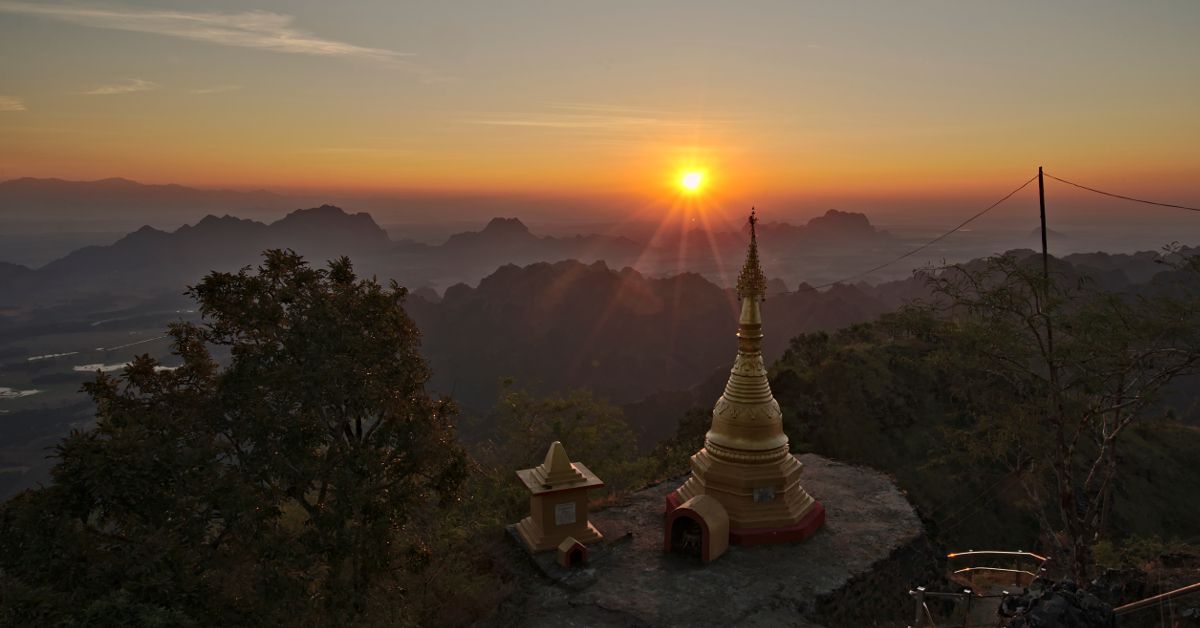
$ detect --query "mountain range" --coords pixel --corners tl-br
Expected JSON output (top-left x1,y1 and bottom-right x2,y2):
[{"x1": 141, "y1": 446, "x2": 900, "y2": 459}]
[
  {"x1": 0, "y1": 202, "x2": 907, "y2": 315},
  {"x1": 0, "y1": 202, "x2": 1195, "y2": 496}
]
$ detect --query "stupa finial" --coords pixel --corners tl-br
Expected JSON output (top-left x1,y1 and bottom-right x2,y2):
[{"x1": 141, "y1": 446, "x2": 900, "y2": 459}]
[{"x1": 736, "y1": 208, "x2": 767, "y2": 301}]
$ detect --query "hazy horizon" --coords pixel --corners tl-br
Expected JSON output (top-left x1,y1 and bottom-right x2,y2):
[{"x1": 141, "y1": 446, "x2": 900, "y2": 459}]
[
  {"x1": 2, "y1": 174, "x2": 1196, "y2": 286},
  {"x1": 2, "y1": 1, "x2": 1199, "y2": 215}
]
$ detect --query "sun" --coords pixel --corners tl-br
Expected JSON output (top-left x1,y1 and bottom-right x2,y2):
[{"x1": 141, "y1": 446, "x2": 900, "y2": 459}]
[{"x1": 679, "y1": 170, "x2": 705, "y2": 193}]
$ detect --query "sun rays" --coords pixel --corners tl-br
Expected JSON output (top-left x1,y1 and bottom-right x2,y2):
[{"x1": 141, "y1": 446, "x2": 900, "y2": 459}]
[{"x1": 563, "y1": 165, "x2": 747, "y2": 379}]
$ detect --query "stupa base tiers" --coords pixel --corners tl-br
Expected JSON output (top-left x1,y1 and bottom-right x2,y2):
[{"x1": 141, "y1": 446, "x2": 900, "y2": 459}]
[
  {"x1": 729, "y1": 500, "x2": 825, "y2": 546},
  {"x1": 665, "y1": 491, "x2": 825, "y2": 546},
  {"x1": 515, "y1": 516, "x2": 603, "y2": 553}
]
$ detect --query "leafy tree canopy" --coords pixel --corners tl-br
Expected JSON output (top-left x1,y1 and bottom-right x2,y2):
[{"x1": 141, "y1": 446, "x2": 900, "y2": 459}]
[
  {"x1": 770, "y1": 251, "x2": 1200, "y2": 582},
  {"x1": 1, "y1": 251, "x2": 466, "y2": 626}
]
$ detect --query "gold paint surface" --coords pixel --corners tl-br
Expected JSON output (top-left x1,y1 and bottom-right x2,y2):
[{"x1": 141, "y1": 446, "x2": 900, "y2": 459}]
[{"x1": 671, "y1": 209, "x2": 819, "y2": 531}]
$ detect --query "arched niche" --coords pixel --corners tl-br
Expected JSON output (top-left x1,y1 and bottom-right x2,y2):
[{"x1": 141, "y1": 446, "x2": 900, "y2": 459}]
[{"x1": 664, "y1": 494, "x2": 730, "y2": 563}]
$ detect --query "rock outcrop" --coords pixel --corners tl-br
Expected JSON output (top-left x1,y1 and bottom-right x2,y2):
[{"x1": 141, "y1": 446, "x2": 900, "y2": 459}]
[
  {"x1": 493, "y1": 455, "x2": 926, "y2": 627},
  {"x1": 999, "y1": 580, "x2": 1116, "y2": 627}
]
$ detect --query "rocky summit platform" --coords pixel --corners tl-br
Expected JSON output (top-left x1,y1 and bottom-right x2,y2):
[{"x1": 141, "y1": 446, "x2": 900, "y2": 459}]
[{"x1": 498, "y1": 454, "x2": 925, "y2": 628}]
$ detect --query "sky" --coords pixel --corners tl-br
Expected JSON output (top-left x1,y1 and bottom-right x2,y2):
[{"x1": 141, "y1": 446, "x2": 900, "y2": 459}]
[{"x1": 1, "y1": 1, "x2": 1199, "y2": 224}]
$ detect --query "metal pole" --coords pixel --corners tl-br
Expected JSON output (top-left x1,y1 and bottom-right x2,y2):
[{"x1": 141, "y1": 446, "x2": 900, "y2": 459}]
[
  {"x1": 1039, "y1": 166, "x2": 1049, "y2": 282},
  {"x1": 912, "y1": 587, "x2": 926, "y2": 627}
]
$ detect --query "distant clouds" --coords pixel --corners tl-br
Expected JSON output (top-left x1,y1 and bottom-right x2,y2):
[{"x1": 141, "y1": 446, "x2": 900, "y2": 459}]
[
  {"x1": 0, "y1": 96, "x2": 26, "y2": 111},
  {"x1": 0, "y1": 2, "x2": 410, "y2": 62},
  {"x1": 466, "y1": 102, "x2": 742, "y2": 132},
  {"x1": 189, "y1": 85, "x2": 241, "y2": 95},
  {"x1": 78, "y1": 78, "x2": 157, "y2": 96},
  {"x1": 70, "y1": 80, "x2": 241, "y2": 96}
]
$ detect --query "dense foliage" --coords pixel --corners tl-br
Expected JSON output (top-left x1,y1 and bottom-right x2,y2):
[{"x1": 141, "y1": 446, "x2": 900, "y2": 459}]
[
  {"x1": 0, "y1": 251, "x2": 467, "y2": 626},
  {"x1": 771, "y1": 251, "x2": 1200, "y2": 581}
]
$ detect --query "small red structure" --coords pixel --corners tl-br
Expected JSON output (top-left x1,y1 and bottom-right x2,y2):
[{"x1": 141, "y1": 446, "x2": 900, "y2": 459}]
[
  {"x1": 664, "y1": 495, "x2": 730, "y2": 563},
  {"x1": 556, "y1": 536, "x2": 588, "y2": 568}
]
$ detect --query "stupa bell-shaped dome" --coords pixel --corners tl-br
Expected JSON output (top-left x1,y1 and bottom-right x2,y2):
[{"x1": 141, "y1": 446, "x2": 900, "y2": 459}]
[{"x1": 705, "y1": 208, "x2": 789, "y2": 459}]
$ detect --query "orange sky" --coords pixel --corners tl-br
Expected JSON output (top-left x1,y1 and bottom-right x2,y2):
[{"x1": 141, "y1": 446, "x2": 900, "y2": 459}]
[{"x1": 1, "y1": 1, "x2": 1199, "y2": 212}]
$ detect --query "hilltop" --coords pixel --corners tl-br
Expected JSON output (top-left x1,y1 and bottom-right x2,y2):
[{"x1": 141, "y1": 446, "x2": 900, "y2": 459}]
[{"x1": 0, "y1": 206, "x2": 392, "y2": 308}]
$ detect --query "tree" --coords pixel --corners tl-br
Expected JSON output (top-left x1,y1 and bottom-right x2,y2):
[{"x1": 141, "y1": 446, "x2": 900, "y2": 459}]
[
  {"x1": 767, "y1": 308, "x2": 1027, "y2": 550},
  {"x1": 0, "y1": 250, "x2": 466, "y2": 625},
  {"x1": 487, "y1": 381, "x2": 648, "y2": 493},
  {"x1": 766, "y1": 251, "x2": 1200, "y2": 582},
  {"x1": 931, "y1": 251, "x2": 1200, "y2": 582}
]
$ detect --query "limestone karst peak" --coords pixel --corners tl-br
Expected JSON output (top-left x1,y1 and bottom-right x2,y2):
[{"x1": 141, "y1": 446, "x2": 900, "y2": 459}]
[{"x1": 482, "y1": 216, "x2": 531, "y2": 236}]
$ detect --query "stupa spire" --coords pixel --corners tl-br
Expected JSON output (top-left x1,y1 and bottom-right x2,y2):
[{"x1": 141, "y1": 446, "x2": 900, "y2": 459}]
[
  {"x1": 720, "y1": 208, "x2": 775, "y2": 412},
  {"x1": 736, "y1": 208, "x2": 767, "y2": 301}
]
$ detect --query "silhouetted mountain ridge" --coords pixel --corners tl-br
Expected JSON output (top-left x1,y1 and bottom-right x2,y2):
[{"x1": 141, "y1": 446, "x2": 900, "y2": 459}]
[
  {"x1": 428, "y1": 216, "x2": 640, "y2": 264},
  {"x1": 761, "y1": 209, "x2": 890, "y2": 242},
  {"x1": 5, "y1": 206, "x2": 391, "y2": 305},
  {"x1": 3, "y1": 202, "x2": 1192, "y2": 332}
]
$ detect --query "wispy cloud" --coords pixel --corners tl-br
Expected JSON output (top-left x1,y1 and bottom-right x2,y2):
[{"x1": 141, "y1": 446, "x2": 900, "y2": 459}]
[
  {"x1": 0, "y1": 96, "x2": 26, "y2": 111},
  {"x1": 302, "y1": 147, "x2": 411, "y2": 155},
  {"x1": 78, "y1": 78, "x2": 157, "y2": 95},
  {"x1": 0, "y1": 2, "x2": 410, "y2": 62},
  {"x1": 466, "y1": 103, "x2": 743, "y2": 132},
  {"x1": 189, "y1": 84, "x2": 241, "y2": 95}
]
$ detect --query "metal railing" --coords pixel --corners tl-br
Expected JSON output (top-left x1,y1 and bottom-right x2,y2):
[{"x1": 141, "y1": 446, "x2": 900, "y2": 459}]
[
  {"x1": 910, "y1": 550, "x2": 1199, "y2": 628},
  {"x1": 908, "y1": 550, "x2": 1050, "y2": 628},
  {"x1": 1113, "y1": 581, "x2": 1200, "y2": 617}
]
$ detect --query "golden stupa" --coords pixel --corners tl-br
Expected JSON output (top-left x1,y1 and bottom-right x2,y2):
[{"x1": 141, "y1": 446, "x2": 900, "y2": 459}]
[{"x1": 666, "y1": 208, "x2": 825, "y2": 545}]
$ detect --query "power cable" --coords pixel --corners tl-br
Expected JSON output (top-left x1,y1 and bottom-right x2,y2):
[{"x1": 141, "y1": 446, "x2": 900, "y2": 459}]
[
  {"x1": 1043, "y1": 172, "x2": 1200, "y2": 212},
  {"x1": 794, "y1": 173, "x2": 1039, "y2": 291}
]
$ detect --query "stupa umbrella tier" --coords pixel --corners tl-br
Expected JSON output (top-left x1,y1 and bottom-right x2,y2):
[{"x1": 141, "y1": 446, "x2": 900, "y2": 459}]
[
  {"x1": 515, "y1": 441, "x2": 605, "y2": 552},
  {"x1": 666, "y1": 209, "x2": 825, "y2": 553},
  {"x1": 735, "y1": 208, "x2": 768, "y2": 301}
]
